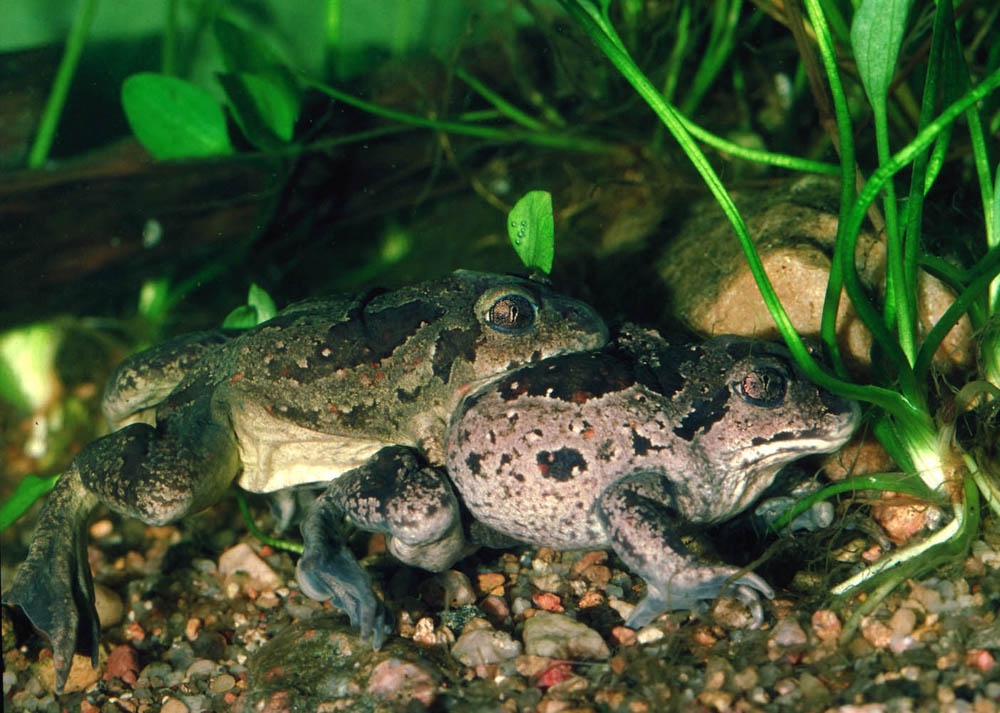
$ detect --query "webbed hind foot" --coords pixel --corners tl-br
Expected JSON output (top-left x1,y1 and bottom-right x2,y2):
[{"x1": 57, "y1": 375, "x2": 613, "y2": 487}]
[{"x1": 2, "y1": 466, "x2": 100, "y2": 693}]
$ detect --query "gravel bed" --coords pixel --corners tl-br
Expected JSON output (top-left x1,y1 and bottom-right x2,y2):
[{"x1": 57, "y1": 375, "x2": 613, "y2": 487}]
[{"x1": 3, "y1": 497, "x2": 998, "y2": 712}]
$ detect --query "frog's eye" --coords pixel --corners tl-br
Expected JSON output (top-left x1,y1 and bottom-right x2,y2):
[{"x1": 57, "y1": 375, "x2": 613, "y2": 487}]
[
  {"x1": 487, "y1": 294, "x2": 536, "y2": 333},
  {"x1": 736, "y1": 367, "x2": 786, "y2": 407}
]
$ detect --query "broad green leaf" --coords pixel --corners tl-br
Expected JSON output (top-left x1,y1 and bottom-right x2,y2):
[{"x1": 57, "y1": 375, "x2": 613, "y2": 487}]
[
  {"x1": 217, "y1": 71, "x2": 298, "y2": 150},
  {"x1": 0, "y1": 474, "x2": 59, "y2": 532},
  {"x1": 122, "y1": 73, "x2": 233, "y2": 159},
  {"x1": 850, "y1": 0, "x2": 913, "y2": 106},
  {"x1": 508, "y1": 191, "x2": 555, "y2": 274}
]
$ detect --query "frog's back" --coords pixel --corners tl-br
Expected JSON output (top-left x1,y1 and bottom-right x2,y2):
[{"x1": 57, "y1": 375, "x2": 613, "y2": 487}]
[{"x1": 113, "y1": 272, "x2": 607, "y2": 494}]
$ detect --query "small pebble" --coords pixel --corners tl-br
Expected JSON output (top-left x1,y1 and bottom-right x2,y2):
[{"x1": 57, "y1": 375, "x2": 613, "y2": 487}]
[
  {"x1": 810, "y1": 610, "x2": 841, "y2": 642},
  {"x1": 451, "y1": 627, "x2": 522, "y2": 666},
  {"x1": 636, "y1": 626, "x2": 664, "y2": 645},
  {"x1": 532, "y1": 591, "x2": 564, "y2": 612},
  {"x1": 609, "y1": 626, "x2": 636, "y2": 646},
  {"x1": 522, "y1": 611, "x2": 610, "y2": 660},
  {"x1": 218, "y1": 543, "x2": 282, "y2": 591},
  {"x1": 570, "y1": 550, "x2": 607, "y2": 574},
  {"x1": 94, "y1": 583, "x2": 125, "y2": 629},
  {"x1": 860, "y1": 615, "x2": 893, "y2": 649},
  {"x1": 160, "y1": 698, "x2": 189, "y2": 713},
  {"x1": 578, "y1": 591, "x2": 604, "y2": 608},
  {"x1": 438, "y1": 570, "x2": 476, "y2": 607},
  {"x1": 89, "y1": 519, "x2": 114, "y2": 538},
  {"x1": 768, "y1": 617, "x2": 808, "y2": 649},
  {"x1": 476, "y1": 572, "x2": 505, "y2": 594},
  {"x1": 366, "y1": 658, "x2": 437, "y2": 707},
  {"x1": 606, "y1": 597, "x2": 635, "y2": 621},
  {"x1": 210, "y1": 674, "x2": 236, "y2": 693},
  {"x1": 185, "y1": 659, "x2": 217, "y2": 679}
]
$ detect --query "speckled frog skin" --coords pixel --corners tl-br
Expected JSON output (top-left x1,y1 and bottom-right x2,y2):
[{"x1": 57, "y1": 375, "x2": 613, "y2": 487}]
[
  {"x1": 446, "y1": 325, "x2": 860, "y2": 628},
  {"x1": 2, "y1": 271, "x2": 607, "y2": 692}
]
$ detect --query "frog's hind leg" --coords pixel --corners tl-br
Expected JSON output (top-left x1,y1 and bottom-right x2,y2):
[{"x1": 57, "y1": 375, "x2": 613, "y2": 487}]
[
  {"x1": 2, "y1": 465, "x2": 99, "y2": 693},
  {"x1": 78, "y1": 417, "x2": 240, "y2": 525},
  {"x1": 297, "y1": 445, "x2": 468, "y2": 647},
  {"x1": 596, "y1": 471, "x2": 774, "y2": 630},
  {"x1": 3, "y1": 415, "x2": 239, "y2": 693}
]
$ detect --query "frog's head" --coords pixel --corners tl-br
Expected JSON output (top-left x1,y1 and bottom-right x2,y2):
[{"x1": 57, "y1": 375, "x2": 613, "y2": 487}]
[
  {"x1": 671, "y1": 337, "x2": 860, "y2": 516},
  {"x1": 444, "y1": 270, "x2": 608, "y2": 393}
]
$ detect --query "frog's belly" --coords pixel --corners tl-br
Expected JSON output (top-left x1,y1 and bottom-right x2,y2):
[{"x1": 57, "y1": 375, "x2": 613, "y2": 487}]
[
  {"x1": 230, "y1": 400, "x2": 389, "y2": 493},
  {"x1": 457, "y1": 475, "x2": 611, "y2": 549}
]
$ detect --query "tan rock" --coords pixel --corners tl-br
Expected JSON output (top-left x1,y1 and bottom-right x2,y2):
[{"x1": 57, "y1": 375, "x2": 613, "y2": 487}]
[
  {"x1": 218, "y1": 543, "x2": 282, "y2": 592},
  {"x1": 37, "y1": 651, "x2": 101, "y2": 694},
  {"x1": 94, "y1": 583, "x2": 124, "y2": 629},
  {"x1": 658, "y1": 175, "x2": 973, "y2": 374}
]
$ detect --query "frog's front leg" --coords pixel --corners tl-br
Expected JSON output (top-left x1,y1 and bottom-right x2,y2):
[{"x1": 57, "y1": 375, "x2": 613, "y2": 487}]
[
  {"x1": 296, "y1": 446, "x2": 468, "y2": 646},
  {"x1": 3, "y1": 414, "x2": 239, "y2": 693},
  {"x1": 597, "y1": 471, "x2": 774, "y2": 629}
]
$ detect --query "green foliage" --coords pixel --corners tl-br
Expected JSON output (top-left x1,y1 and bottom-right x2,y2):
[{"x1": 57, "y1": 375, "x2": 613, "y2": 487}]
[
  {"x1": 122, "y1": 73, "x2": 234, "y2": 159},
  {"x1": 0, "y1": 474, "x2": 58, "y2": 532},
  {"x1": 850, "y1": 0, "x2": 913, "y2": 109},
  {"x1": 223, "y1": 284, "x2": 278, "y2": 329},
  {"x1": 508, "y1": 191, "x2": 555, "y2": 275}
]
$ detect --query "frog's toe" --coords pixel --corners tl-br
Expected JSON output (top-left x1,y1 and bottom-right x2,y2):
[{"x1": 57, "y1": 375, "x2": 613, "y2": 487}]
[
  {"x1": 626, "y1": 567, "x2": 774, "y2": 630},
  {"x1": 295, "y1": 547, "x2": 393, "y2": 646}
]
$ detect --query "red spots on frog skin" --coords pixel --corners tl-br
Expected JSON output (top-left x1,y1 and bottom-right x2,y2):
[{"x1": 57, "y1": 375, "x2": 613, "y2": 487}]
[
  {"x1": 570, "y1": 390, "x2": 591, "y2": 404},
  {"x1": 328, "y1": 403, "x2": 340, "y2": 414},
  {"x1": 582, "y1": 428, "x2": 595, "y2": 439},
  {"x1": 229, "y1": 372, "x2": 244, "y2": 385},
  {"x1": 265, "y1": 405, "x2": 275, "y2": 416},
  {"x1": 537, "y1": 463, "x2": 549, "y2": 475}
]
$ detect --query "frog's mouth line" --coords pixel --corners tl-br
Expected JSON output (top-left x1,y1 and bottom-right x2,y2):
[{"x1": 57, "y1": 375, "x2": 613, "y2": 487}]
[{"x1": 738, "y1": 431, "x2": 856, "y2": 470}]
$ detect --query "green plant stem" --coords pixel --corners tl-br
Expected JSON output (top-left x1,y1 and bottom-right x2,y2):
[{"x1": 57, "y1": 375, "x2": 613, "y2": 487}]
[
  {"x1": 453, "y1": 65, "x2": 547, "y2": 133},
  {"x1": 875, "y1": 108, "x2": 910, "y2": 359},
  {"x1": 837, "y1": 66, "x2": 1000, "y2": 407},
  {"x1": 912, "y1": 245, "x2": 1000, "y2": 382},
  {"x1": 235, "y1": 491, "x2": 303, "y2": 554},
  {"x1": 676, "y1": 113, "x2": 839, "y2": 175},
  {"x1": 801, "y1": 0, "x2": 856, "y2": 378},
  {"x1": 556, "y1": 0, "x2": 914, "y2": 418},
  {"x1": 300, "y1": 77, "x2": 618, "y2": 155},
  {"x1": 769, "y1": 472, "x2": 941, "y2": 533},
  {"x1": 661, "y1": 2, "x2": 690, "y2": 104},
  {"x1": 27, "y1": 0, "x2": 99, "y2": 168},
  {"x1": 680, "y1": 0, "x2": 742, "y2": 115},
  {"x1": 832, "y1": 477, "x2": 980, "y2": 596}
]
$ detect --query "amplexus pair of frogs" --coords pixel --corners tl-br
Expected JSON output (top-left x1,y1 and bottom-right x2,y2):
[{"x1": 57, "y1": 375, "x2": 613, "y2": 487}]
[{"x1": 3, "y1": 270, "x2": 859, "y2": 692}]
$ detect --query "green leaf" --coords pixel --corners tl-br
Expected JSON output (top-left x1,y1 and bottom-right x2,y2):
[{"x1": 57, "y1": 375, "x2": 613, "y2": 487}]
[
  {"x1": 213, "y1": 18, "x2": 301, "y2": 150},
  {"x1": 217, "y1": 71, "x2": 298, "y2": 150},
  {"x1": 222, "y1": 305, "x2": 260, "y2": 329},
  {"x1": 122, "y1": 73, "x2": 233, "y2": 159},
  {"x1": 508, "y1": 190, "x2": 555, "y2": 274},
  {"x1": 247, "y1": 284, "x2": 277, "y2": 322},
  {"x1": 850, "y1": 0, "x2": 913, "y2": 106},
  {"x1": 0, "y1": 474, "x2": 59, "y2": 532},
  {"x1": 215, "y1": 18, "x2": 287, "y2": 74},
  {"x1": 222, "y1": 284, "x2": 277, "y2": 329}
]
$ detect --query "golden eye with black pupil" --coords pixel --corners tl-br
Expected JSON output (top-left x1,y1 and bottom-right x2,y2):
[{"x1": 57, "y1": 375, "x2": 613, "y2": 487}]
[{"x1": 488, "y1": 294, "x2": 536, "y2": 333}]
